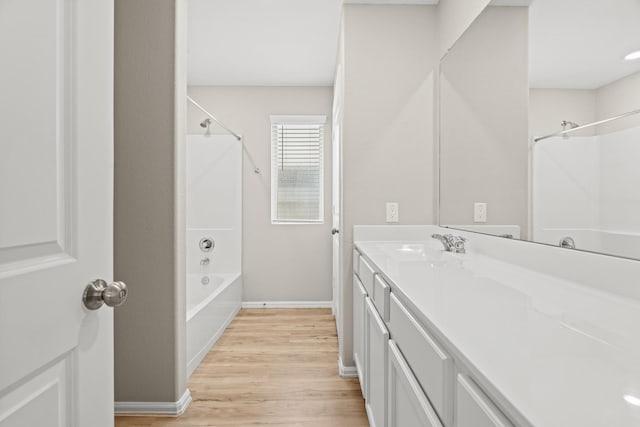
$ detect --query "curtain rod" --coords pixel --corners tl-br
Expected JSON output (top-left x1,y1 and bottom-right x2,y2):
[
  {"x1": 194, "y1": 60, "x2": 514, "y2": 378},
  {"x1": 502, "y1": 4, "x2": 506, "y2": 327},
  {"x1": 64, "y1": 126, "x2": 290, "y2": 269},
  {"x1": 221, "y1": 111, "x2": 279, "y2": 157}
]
[
  {"x1": 533, "y1": 108, "x2": 640, "y2": 143},
  {"x1": 187, "y1": 95, "x2": 242, "y2": 141}
]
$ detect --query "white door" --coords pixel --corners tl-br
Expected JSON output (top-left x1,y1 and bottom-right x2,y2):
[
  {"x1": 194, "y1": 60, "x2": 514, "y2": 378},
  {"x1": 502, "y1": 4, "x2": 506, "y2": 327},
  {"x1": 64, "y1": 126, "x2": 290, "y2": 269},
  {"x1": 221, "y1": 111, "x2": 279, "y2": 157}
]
[
  {"x1": 0, "y1": 0, "x2": 116, "y2": 426},
  {"x1": 331, "y1": 65, "x2": 343, "y2": 322}
]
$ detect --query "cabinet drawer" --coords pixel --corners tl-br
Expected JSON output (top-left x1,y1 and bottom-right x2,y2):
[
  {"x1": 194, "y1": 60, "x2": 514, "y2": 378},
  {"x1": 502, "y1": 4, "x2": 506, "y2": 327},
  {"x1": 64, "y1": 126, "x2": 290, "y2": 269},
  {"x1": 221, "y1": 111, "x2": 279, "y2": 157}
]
[
  {"x1": 373, "y1": 275, "x2": 390, "y2": 322},
  {"x1": 388, "y1": 293, "x2": 453, "y2": 426},
  {"x1": 358, "y1": 256, "x2": 376, "y2": 296},
  {"x1": 353, "y1": 249, "x2": 360, "y2": 277},
  {"x1": 388, "y1": 340, "x2": 443, "y2": 427},
  {"x1": 457, "y1": 375, "x2": 513, "y2": 427}
]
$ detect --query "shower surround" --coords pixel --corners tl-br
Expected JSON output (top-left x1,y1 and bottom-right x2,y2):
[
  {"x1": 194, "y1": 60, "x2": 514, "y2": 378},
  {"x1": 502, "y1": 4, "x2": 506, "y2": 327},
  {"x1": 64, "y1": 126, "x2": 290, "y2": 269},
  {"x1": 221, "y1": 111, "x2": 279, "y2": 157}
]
[
  {"x1": 186, "y1": 134, "x2": 242, "y2": 377},
  {"x1": 533, "y1": 125, "x2": 640, "y2": 259}
]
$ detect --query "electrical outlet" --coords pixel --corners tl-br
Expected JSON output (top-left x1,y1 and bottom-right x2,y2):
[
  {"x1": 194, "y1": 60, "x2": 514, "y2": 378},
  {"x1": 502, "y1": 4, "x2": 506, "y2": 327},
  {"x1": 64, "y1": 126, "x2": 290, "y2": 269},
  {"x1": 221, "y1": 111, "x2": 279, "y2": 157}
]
[
  {"x1": 386, "y1": 202, "x2": 399, "y2": 223},
  {"x1": 474, "y1": 202, "x2": 487, "y2": 223}
]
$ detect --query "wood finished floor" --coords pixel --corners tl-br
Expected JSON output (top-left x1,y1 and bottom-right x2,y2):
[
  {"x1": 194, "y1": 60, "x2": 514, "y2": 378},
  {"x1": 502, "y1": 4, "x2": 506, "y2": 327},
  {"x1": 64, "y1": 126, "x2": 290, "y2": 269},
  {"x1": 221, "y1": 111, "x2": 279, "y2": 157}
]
[{"x1": 115, "y1": 308, "x2": 368, "y2": 427}]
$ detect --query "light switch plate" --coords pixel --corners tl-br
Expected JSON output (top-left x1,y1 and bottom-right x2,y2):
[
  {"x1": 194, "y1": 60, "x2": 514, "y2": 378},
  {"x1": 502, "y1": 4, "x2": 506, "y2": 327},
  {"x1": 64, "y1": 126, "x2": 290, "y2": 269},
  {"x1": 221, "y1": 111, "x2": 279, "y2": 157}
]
[{"x1": 386, "y1": 202, "x2": 399, "y2": 223}]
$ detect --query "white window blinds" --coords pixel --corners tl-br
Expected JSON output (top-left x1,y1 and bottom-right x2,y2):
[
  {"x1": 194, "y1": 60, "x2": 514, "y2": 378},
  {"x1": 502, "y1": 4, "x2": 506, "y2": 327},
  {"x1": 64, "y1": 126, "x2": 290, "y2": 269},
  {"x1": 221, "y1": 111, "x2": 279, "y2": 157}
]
[{"x1": 271, "y1": 116, "x2": 325, "y2": 223}]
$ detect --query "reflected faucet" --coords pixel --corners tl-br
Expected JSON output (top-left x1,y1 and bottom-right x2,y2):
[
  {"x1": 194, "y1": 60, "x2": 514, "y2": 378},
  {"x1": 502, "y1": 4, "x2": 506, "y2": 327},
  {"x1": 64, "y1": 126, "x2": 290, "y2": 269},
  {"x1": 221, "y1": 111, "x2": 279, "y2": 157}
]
[
  {"x1": 559, "y1": 236, "x2": 576, "y2": 249},
  {"x1": 432, "y1": 234, "x2": 467, "y2": 254}
]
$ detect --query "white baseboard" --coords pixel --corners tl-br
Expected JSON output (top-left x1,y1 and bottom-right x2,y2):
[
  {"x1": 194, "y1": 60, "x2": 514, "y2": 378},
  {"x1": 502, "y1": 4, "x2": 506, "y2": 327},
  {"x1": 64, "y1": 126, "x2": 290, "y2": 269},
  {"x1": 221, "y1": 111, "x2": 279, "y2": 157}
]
[
  {"x1": 115, "y1": 388, "x2": 192, "y2": 416},
  {"x1": 242, "y1": 301, "x2": 333, "y2": 309},
  {"x1": 187, "y1": 303, "x2": 241, "y2": 378},
  {"x1": 338, "y1": 356, "x2": 358, "y2": 378}
]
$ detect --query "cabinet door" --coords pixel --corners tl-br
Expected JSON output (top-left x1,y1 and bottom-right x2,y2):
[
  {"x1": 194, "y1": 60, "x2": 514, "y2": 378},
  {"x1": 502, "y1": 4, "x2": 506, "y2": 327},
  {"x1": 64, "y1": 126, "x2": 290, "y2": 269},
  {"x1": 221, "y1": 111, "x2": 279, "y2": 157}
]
[
  {"x1": 353, "y1": 274, "x2": 367, "y2": 398},
  {"x1": 457, "y1": 375, "x2": 513, "y2": 427},
  {"x1": 388, "y1": 341, "x2": 443, "y2": 427},
  {"x1": 366, "y1": 298, "x2": 389, "y2": 427},
  {"x1": 389, "y1": 293, "x2": 453, "y2": 424}
]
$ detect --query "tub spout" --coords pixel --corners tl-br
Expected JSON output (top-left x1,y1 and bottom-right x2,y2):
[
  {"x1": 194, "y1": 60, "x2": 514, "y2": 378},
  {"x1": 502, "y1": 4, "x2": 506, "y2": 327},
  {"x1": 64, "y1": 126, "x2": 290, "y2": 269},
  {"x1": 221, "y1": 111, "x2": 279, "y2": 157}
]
[{"x1": 200, "y1": 257, "x2": 210, "y2": 266}]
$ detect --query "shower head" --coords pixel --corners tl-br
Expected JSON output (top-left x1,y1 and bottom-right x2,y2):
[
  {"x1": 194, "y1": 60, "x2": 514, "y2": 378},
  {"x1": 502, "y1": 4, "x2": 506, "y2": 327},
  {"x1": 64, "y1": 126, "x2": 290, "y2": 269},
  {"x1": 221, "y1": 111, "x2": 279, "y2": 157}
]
[
  {"x1": 200, "y1": 118, "x2": 212, "y2": 128},
  {"x1": 560, "y1": 120, "x2": 579, "y2": 130},
  {"x1": 560, "y1": 120, "x2": 580, "y2": 139}
]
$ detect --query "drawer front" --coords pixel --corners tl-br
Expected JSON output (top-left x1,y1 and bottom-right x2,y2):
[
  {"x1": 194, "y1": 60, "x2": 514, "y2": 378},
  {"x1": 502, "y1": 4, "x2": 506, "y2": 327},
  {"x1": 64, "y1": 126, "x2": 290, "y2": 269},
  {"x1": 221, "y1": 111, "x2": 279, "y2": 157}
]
[
  {"x1": 358, "y1": 256, "x2": 376, "y2": 296},
  {"x1": 388, "y1": 340, "x2": 443, "y2": 427},
  {"x1": 366, "y1": 298, "x2": 389, "y2": 427},
  {"x1": 388, "y1": 293, "x2": 453, "y2": 425},
  {"x1": 373, "y1": 275, "x2": 390, "y2": 322},
  {"x1": 353, "y1": 249, "x2": 360, "y2": 277},
  {"x1": 457, "y1": 375, "x2": 513, "y2": 427},
  {"x1": 353, "y1": 275, "x2": 367, "y2": 398}
]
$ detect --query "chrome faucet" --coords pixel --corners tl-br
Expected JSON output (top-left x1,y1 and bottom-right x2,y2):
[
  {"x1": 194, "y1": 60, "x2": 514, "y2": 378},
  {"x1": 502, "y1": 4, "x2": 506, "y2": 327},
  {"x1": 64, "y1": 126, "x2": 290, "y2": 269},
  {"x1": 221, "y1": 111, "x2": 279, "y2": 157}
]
[
  {"x1": 432, "y1": 234, "x2": 467, "y2": 254},
  {"x1": 200, "y1": 257, "x2": 210, "y2": 266}
]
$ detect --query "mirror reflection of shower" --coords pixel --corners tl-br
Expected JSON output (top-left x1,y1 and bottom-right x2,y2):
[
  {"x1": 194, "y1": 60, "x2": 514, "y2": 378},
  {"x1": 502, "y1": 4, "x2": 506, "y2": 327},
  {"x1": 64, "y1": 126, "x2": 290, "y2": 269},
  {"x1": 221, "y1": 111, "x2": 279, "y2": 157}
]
[{"x1": 200, "y1": 118, "x2": 212, "y2": 137}]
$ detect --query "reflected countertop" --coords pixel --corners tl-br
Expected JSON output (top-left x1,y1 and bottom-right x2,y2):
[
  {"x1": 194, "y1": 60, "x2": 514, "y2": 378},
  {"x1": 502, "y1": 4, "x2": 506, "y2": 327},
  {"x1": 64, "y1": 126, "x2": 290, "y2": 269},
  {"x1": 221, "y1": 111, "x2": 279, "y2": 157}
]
[{"x1": 355, "y1": 239, "x2": 640, "y2": 427}]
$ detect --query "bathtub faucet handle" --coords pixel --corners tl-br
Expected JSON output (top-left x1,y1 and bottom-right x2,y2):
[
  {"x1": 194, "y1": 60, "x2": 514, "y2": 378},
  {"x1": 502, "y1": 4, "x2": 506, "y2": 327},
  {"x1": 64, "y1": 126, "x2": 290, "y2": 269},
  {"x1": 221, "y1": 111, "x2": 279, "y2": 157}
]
[{"x1": 199, "y1": 237, "x2": 215, "y2": 252}]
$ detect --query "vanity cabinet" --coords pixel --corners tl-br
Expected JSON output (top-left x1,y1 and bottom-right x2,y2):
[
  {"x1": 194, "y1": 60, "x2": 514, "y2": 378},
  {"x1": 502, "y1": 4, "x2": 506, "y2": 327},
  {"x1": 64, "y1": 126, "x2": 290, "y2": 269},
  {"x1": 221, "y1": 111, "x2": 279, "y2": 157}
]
[
  {"x1": 354, "y1": 249, "x2": 517, "y2": 427},
  {"x1": 388, "y1": 340, "x2": 443, "y2": 427},
  {"x1": 366, "y1": 298, "x2": 388, "y2": 427}
]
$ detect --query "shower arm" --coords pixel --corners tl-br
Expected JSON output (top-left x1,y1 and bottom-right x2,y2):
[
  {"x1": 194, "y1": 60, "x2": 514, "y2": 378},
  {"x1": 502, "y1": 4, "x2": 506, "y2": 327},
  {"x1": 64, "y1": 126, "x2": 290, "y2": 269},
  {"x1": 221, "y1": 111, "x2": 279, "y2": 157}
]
[
  {"x1": 533, "y1": 108, "x2": 640, "y2": 143},
  {"x1": 187, "y1": 95, "x2": 242, "y2": 141}
]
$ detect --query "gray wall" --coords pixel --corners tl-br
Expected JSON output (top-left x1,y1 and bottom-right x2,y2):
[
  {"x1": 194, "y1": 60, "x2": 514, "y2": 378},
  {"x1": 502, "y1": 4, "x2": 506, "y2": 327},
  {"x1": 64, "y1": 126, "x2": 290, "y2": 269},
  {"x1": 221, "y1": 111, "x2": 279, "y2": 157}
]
[
  {"x1": 439, "y1": 6, "x2": 529, "y2": 236},
  {"x1": 187, "y1": 86, "x2": 334, "y2": 302},
  {"x1": 114, "y1": 0, "x2": 187, "y2": 403},
  {"x1": 530, "y1": 89, "x2": 596, "y2": 139},
  {"x1": 339, "y1": 4, "x2": 439, "y2": 366}
]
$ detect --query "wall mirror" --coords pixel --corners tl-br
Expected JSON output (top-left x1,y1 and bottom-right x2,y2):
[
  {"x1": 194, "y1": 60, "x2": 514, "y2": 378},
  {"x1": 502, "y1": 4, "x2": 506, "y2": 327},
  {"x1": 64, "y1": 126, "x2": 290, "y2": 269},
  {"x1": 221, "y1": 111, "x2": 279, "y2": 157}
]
[{"x1": 439, "y1": 0, "x2": 640, "y2": 260}]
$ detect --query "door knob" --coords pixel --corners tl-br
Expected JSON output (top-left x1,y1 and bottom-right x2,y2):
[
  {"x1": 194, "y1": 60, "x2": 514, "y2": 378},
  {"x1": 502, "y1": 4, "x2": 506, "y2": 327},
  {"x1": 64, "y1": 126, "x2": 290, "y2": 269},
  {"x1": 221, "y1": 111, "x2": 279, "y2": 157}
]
[
  {"x1": 332, "y1": 228, "x2": 339, "y2": 235},
  {"x1": 83, "y1": 279, "x2": 128, "y2": 310}
]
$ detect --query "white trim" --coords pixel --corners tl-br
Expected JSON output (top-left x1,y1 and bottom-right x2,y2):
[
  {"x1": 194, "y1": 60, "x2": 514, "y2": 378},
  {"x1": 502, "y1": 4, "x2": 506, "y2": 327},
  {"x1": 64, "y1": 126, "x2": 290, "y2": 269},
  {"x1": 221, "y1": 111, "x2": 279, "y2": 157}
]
[
  {"x1": 187, "y1": 303, "x2": 241, "y2": 378},
  {"x1": 115, "y1": 388, "x2": 192, "y2": 416},
  {"x1": 270, "y1": 115, "x2": 327, "y2": 124},
  {"x1": 338, "y1": 356, "x2": 358, "y2": 378},
  {"x1": 241, "y1": 301, "x2": 333, "y2": 309}
]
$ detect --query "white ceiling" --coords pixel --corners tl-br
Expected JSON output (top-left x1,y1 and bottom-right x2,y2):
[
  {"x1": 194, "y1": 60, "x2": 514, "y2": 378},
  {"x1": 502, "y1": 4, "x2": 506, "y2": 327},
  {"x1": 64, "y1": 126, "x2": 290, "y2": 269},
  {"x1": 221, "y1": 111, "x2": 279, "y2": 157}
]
[
  {"x1": 187, "y1": 0, "x2": 438, "y2": 86},
  {"x1": 188, "y1": 0, "x2": 640, "y2": 89},
  {"x1": 529, "y1": 0, "x2": 640, "y2": 89},
  {"x1": 188, "y1": 0, "x2": 342, "y2": 86}
]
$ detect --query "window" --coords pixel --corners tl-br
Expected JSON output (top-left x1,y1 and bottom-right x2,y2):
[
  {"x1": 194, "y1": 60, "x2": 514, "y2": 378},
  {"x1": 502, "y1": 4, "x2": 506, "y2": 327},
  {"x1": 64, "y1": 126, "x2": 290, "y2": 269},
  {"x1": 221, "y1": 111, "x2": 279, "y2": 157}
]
[{"x1": 271, "y1": 115, "x2": 326, "y2": 223}]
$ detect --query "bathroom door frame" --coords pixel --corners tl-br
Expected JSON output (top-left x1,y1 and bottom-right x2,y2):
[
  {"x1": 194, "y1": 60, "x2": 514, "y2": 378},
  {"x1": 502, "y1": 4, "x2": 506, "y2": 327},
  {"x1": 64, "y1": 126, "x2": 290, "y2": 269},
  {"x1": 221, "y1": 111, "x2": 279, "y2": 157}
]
[{"x1": 331, "y1": 65, "x2": 344, "y2": 337}]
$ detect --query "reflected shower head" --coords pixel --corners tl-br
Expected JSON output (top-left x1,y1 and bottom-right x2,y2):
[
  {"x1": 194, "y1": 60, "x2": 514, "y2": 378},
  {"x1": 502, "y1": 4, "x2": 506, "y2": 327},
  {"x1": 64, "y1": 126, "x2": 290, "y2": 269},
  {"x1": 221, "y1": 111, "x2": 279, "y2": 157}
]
[
  {"x1": 561, "y1": 120, "x2": 579, "y2": 130},
  {"x1": 561, "y1": 120, "x2": 580, "y2": 138},
  {"x1": 200, "y1": 118, "x2": 212, "y2": 128}
]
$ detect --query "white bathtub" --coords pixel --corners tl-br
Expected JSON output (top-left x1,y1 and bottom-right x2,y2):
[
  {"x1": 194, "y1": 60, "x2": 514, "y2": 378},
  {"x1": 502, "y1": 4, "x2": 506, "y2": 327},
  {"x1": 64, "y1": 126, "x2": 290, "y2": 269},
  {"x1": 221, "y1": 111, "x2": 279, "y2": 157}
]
[{"x1": 186, "y1": 272, "x2": 242, "y2": 378}]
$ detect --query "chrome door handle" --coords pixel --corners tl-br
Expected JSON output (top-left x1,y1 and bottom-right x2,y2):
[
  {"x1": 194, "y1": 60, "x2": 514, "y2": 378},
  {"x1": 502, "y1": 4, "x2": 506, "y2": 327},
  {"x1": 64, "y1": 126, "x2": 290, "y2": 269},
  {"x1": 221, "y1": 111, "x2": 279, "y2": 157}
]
[
  {"x1": 83, "y1": 279, "x2": 128, "y2": 310},
  {"x1": 332, "y1": 228, "x2": 339, "y2": 235}
]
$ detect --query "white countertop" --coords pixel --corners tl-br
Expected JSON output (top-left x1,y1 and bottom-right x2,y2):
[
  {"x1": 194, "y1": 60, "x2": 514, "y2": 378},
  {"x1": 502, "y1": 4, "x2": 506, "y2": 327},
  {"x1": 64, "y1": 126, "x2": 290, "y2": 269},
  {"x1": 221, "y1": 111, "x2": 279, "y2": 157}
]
[{"x1": 355, "y1": 239, "x2": 640, "y2": 427}]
